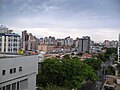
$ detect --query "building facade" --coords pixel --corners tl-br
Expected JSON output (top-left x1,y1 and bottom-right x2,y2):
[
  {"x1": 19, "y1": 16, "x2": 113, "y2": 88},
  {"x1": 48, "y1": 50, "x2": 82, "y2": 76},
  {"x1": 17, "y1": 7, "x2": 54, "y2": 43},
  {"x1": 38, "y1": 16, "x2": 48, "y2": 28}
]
[
  {"x1": 0, "y1": 26, "x2": 20, "y2": 53},
  {"x1": 22, "y1": 30, "x2": 38, "y2": 51},
  {"x1": 78, "y1": 36, "x2": 90, "y2": 53},
  {"x1": 38, "y1": 44, "x2": 55, "y2": 53},
  {"x1": 104, "y1": 40, "x2": 118, "y2": 48},
  {"x1": 118, "y1": 34, "x2": 120, "y2": 63},
  {"x1": 0, "y1": 55, "x2": 38, "y2": 90},
  {"x1": 0, "y1": 34, "x2": 20, "y2": 53}
]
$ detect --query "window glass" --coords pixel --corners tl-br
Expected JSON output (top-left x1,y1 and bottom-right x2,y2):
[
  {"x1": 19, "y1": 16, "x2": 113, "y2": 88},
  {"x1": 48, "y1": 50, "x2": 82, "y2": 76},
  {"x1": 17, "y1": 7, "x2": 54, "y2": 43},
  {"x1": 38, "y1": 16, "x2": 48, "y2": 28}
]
[
  {"x1": 12, "y1": 83, "x2": 16, "y2": 90},
  {"x1": 3, "y1": 87, "x2": 5, "y2": 90},
  {"x1": 19, "y1": 67, "x2": 23, "y2": 72},
  {"x1": 10, "y1": 69, "x2": 12, "y2": 74},
  {"x1": 6, "y1": 85, "x2": 11, "y2": 90},
  {"x1": 2, "y1": 70, "x2": 6, "y2": 75}
]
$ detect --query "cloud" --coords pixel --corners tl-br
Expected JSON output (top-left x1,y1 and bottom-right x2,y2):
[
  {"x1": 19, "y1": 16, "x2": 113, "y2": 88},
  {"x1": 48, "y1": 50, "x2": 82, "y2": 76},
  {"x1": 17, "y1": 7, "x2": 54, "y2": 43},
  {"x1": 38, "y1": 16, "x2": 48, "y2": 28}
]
[
  {"x1": 8, "y1": 26, "x2": 119, "y2": 42},
  {"x1": 0, "y1": 0, "x2": 120, "y2": 42}
]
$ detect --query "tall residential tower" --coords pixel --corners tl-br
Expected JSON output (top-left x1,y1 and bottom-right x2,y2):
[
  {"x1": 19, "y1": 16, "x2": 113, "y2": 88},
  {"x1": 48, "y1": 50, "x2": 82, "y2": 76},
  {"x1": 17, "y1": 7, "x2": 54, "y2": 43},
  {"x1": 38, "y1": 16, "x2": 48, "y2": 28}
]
[{"x1": 118, "y1": 34, "x2": 120, "y2": 63}]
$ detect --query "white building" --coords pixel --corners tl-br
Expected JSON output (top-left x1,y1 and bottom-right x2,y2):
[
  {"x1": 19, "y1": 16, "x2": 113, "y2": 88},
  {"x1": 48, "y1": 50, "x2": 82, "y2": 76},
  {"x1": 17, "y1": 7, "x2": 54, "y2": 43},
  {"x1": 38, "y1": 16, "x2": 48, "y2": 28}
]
[
  {"x1": 118, "y1": 34, "x2": 120, "y2": 63},
  {"x1": 0, "y1": 33, "x2": 20, "y2": 53},
  {"x1": 0, "y1": 26, "x2": 20, "y2": 53},
  {"x1": 0, "y1": 55, "x2": 38, "y2": 90}
]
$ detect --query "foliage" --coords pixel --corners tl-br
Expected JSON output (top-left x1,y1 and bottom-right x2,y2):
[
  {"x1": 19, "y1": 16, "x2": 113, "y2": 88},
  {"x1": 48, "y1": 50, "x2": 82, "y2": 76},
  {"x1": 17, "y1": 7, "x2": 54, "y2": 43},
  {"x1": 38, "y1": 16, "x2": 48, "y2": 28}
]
[
  {"x1": 97, "y1": 53, "x2": 107, "y2": 62},
  {"x1": 83, "y1": 58, "x2": 102, "y2": 70},
  {"x1": 77, "y1": 52, "x2": 83, "y2": 56},
  {"x1": 106, "y1": 48, "x2": 117, "y2": 55},
  {"x1": 104, "y1": 66, "x2": 115, "y2": 75},
  {"x1": 37, "y1": 56, "x2": 97, "y2": 89},
  {"x1": 42, "y1": 85, "x2": 68, "y2": 90},
  {"x1": 97, "y1": 48, "x2": 117, "y2": 62},
  {"x1": 63, "y1": 54, "x2": 70, "y2": 59}
]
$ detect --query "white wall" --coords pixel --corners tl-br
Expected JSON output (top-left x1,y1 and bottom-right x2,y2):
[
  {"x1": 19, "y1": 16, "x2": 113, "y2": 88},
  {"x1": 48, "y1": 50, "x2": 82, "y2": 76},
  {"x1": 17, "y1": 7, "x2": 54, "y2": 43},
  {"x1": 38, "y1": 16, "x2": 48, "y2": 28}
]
[{"x1": 0, "y1": 55, "x2": 38, "y2": 90}]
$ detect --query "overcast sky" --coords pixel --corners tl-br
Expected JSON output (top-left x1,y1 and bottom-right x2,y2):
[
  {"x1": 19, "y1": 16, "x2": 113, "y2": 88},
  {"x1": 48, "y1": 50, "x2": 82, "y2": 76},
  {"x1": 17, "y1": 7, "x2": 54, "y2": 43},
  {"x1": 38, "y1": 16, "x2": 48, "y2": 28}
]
[{"x1": 0, "y1": 0, "x2": 120, "y2": 42}]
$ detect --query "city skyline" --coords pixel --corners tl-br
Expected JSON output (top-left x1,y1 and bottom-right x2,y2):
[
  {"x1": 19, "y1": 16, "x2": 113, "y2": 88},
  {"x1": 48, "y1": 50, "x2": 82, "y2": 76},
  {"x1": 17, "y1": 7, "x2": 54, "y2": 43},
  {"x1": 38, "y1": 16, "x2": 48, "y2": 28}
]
[{"x1": 0, "y1": 0, "x2": 120, "y2": 42}]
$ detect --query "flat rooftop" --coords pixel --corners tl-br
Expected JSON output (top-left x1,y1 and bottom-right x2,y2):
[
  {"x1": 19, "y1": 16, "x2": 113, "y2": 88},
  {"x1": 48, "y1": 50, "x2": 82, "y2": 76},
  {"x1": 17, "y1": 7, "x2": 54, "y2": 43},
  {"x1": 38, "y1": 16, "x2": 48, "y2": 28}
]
[{"x1": 0, "y1": 53, "x2": 38, "y2": 59}]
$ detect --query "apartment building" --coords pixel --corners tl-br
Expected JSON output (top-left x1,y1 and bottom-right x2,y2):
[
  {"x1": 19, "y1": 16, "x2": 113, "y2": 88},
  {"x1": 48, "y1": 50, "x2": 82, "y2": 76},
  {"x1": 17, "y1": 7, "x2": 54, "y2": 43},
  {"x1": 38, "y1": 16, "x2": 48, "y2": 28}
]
[
  {"x1": 22, "y1": 30, "x2": 38, "y2": 51},
  {"x1": 0, "y1": 26, "x2": 20, "y2": 53},
  {"x1": 0, "y1": 33, "x2": 20, "y2": 53},
  {"x1": 78, "y1": 36, "x2": 90, "y2": 53},
  {"x1": 118, "y1": 34, "x2": 120, "y2": 63}
]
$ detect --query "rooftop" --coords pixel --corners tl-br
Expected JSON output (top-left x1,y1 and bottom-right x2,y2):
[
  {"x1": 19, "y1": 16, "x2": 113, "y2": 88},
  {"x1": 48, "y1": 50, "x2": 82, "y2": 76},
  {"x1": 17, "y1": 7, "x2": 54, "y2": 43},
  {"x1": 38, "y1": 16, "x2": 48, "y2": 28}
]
[{"x1": 0, "y1": 53, "x2": 38, "y2": 59}]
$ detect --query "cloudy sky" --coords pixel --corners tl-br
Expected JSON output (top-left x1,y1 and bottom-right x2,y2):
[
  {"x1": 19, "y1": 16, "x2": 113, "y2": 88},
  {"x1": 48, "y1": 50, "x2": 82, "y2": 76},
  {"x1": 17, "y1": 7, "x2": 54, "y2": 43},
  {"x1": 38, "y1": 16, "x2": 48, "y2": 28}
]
[{"x1": 0, "y1": 0, "x2": 120, "y2": 42}]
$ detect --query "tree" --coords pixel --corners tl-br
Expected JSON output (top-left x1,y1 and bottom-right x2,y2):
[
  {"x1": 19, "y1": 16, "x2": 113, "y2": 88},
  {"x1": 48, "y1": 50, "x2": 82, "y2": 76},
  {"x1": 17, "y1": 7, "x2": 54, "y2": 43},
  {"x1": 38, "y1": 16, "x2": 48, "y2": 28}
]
[
  {"x1": 37, "y1": 57, "x2": 97, "y2": 89},
  {"x1": 97, "y1": 48, "x2": 117, "y2": 62},
  {"x1": 106, "y1": 48, "x2": 117, "y2": 55},
  {"x1": 83, "y1": 58, "x2": 102, "y2": 70},
  {"x1": 102, "y1": 66, "x2": 115, "y2": 75},
  {"x1": 77, "y1": 52, "x2": 83, "y2": 56},
  {"x1": 63, "y1": 54, "x2": 70, "y2": 59}
]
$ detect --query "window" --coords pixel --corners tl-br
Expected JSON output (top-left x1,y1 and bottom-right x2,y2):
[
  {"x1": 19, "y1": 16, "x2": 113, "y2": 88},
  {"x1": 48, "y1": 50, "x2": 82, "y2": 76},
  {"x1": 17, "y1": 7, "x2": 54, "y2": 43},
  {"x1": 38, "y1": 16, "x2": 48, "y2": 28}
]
[
  {"x1": 19, "y1": 67, "x2": 23, "y2": 72},
  {"x1": 13, "y1": 68, "x2": 16, "y2": 73},
  {"x1": 10, "y1": 68, "x2": 16, "y2": 74},
  {"x1": 12, "y1": 83, "x2": 16, "y2": 90},
  {"x1": 10, "y1": 69, "x2": 12, "y2": 74},
  {"x1": 2, "y1": 70, "x2": 6, "y2": 75},
  {"x1": 20, "y1": 79, "x2": 28, "y2": 90},
  {"x1": 6, "y1": 85, "x2": 11, "y2": 90},
  {"x1": 3, "y1": 87, "x2": 5, "y2": 90}
]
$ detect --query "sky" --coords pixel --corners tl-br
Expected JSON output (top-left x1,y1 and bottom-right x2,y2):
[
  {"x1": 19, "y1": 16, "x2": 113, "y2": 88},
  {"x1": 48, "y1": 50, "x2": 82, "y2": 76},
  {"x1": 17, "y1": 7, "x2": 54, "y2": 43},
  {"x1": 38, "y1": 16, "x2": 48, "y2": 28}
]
[{"x1": 0, "y1": 0, "x2": 120, "y2": 42}]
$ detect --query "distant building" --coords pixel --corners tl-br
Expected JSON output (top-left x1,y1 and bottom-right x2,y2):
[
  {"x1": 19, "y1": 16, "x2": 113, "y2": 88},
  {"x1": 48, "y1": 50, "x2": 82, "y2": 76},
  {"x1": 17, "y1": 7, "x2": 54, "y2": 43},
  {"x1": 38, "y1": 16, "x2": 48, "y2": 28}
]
[
  {"x1": 0, "y1": 25, "x2": 8, "y2": 33},
  {"x1": 104, "y1": 40, "x2": 118, "y2": 48},
  {"x1": 81, "y1": 53, "x2": 92, "y2": 60},
  {"x1": 118, "y1": 34, "x2": 120, "y2": 63},
  {"x1": 64, "y1": 36, "x2": 74, "y2": 46},
  {"x1": 75, "y1": 38, "x2": 79, "y2": 48},
  {"x1": 110, "y1": 40, "x2": 118, "y2": 48},
  {"x1": 22, "y1": 30, "x2": 38, "y2": 51},
  {"x1": 39, "y1": 38, "x2": 44, "y2": 45},
  {"x1": 104, "y1": 40, "x2": 111, "y2": 48},
  {"x1": 0, "y1": 26, "x2": 20, "y2": 53},
  {"x1": 38, "y1": 44, "x2": 55, "y2": 53},
  {"x1": 55, "y1": 39, "x2": 65, "y2": 46},
  {"x1": 0, "y1": 55, "x2": 38, "y2": 90},
  {"x1": 78, "y1": 36, "x2": 90, "y2": 53}
]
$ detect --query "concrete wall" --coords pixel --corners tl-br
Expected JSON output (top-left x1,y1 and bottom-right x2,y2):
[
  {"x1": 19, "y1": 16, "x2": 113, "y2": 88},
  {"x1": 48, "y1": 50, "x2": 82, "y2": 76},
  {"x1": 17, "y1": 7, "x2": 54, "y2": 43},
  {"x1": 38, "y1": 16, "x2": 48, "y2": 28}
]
[{"x1": 0, "y1": 55, "x2": 38, "y2": 90}]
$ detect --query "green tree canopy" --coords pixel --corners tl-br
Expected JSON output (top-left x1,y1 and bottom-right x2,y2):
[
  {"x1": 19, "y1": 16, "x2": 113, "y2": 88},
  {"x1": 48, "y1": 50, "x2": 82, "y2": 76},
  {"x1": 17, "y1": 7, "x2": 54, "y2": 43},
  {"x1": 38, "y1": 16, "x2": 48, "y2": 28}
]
[
  {"x1": 37, "y1": 57, "x2": 97, "y2": 89},
  {"x1": 83, "y1": 58, "x2": 102, "y2": 70}
]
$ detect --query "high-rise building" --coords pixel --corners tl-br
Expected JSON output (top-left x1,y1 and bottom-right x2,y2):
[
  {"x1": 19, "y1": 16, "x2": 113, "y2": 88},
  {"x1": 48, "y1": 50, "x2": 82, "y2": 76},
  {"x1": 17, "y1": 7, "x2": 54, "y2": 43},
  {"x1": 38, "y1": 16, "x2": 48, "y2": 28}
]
[
  {"x1": 78, "y1": 36, "x2": 90, "y2": 53},
  {"x1": 22, "y1": 30, "x2": 38, "y2": 51},
  {"x1": 22, "y1": 30, "x2": 29, "y2": 51},
  {"x1": 118, "y1": 34, "x2": 120, "y2": 63},
  {"x1": 64, "y1": 36, "x2": 74, "y2": 46},
  {"x1": 0, "y1": 26, "x2": 20, "y2": 53}
]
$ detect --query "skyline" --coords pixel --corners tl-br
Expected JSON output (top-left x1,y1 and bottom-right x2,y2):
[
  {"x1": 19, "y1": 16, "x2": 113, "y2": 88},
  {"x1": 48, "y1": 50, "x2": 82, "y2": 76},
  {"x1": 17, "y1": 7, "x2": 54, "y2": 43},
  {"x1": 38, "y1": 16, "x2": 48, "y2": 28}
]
[{"x1": 0, "y1": 0, "x2": 120, "y2": 42}]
